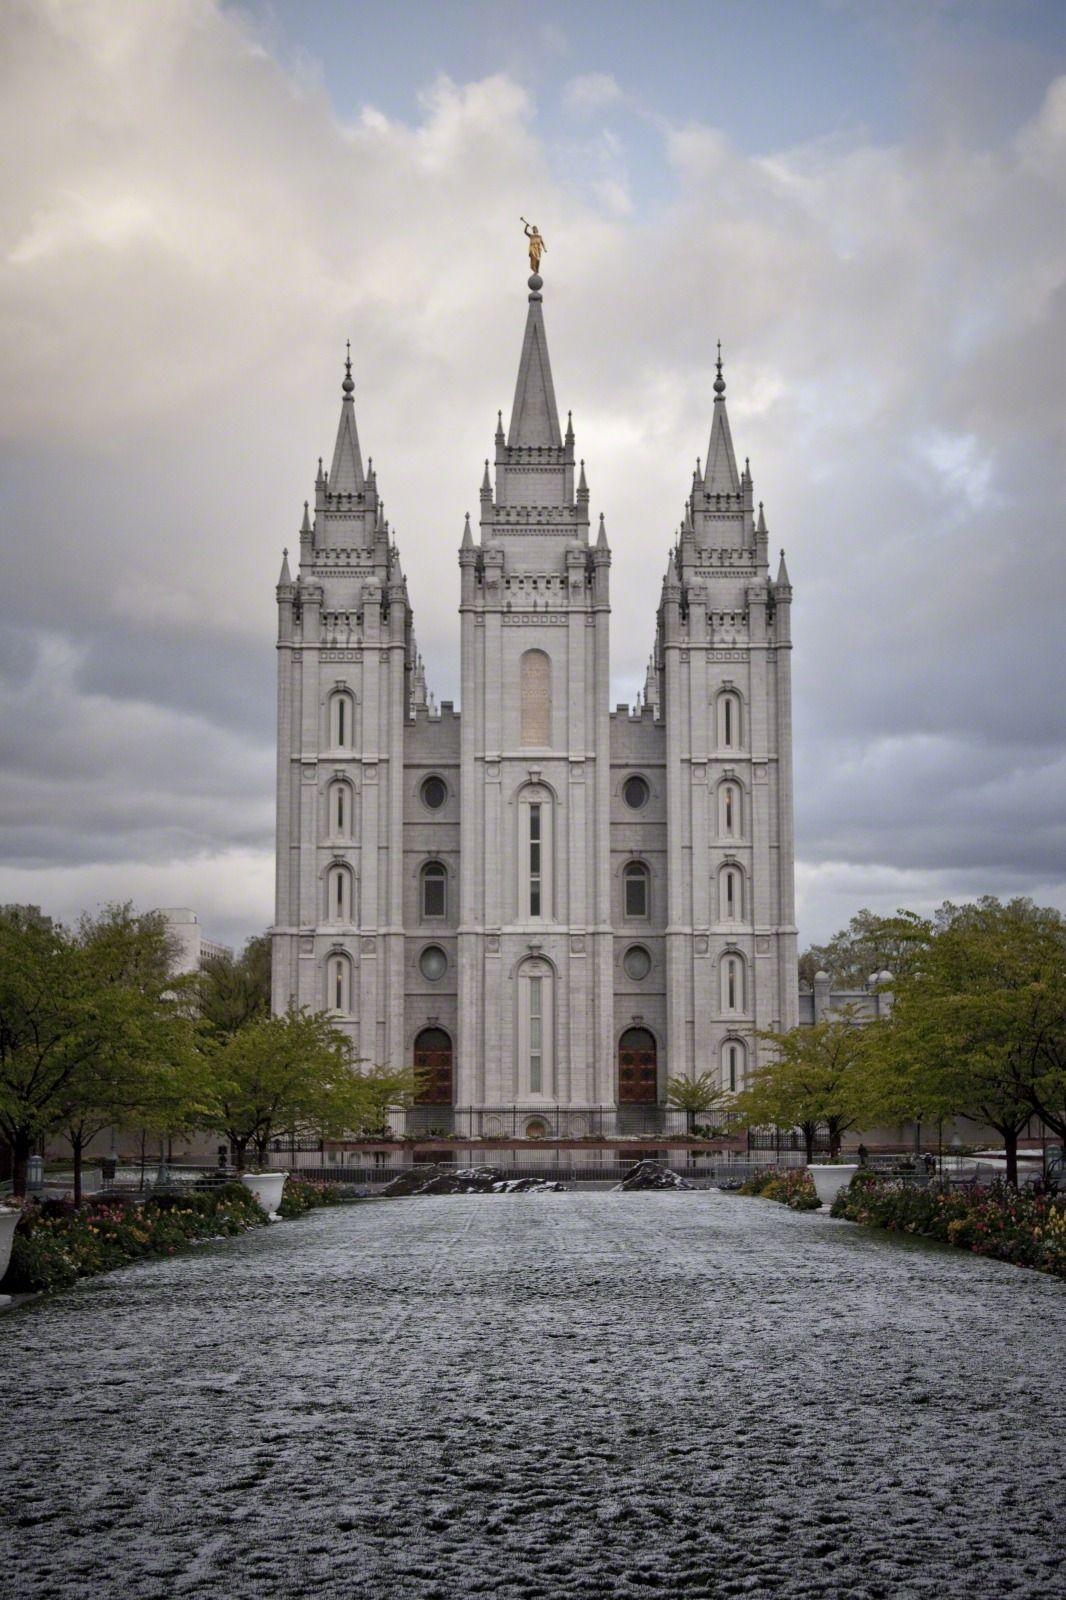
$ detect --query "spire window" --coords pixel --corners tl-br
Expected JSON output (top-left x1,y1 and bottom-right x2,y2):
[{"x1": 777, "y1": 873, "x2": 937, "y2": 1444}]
[
  {"x1": 721, "y1": 953, "x2": 746, "y2": 1014},
  {"x1": 520, "y1": 650, "x2": 552, "y2": 747},
  {"x1": 718, "y1": 782, "x2": 742, "y2": 839},
  {"x1": 327, "y1": 953, "x2": 352, "y2": 1014},
  {"x1": 327, "y1": 865, "x2": 354, "y2": 924},
  {"x1": 518, "y1": 787, "x2": 553, "y2": 921},
  {"x1": 329, "y1": 690, "x2": 355, "y2": 751}
]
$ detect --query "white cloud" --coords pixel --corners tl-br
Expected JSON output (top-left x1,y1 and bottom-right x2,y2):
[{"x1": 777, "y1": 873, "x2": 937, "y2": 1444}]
[{"x1": 562, "y1": 72, "x2": 624, "y2": 116}]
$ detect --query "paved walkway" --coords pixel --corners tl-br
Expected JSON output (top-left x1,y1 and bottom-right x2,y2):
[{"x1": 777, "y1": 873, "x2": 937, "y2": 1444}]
[{"x1": 3, "y1": 1193, "x2": 1063, "y2": 1599}]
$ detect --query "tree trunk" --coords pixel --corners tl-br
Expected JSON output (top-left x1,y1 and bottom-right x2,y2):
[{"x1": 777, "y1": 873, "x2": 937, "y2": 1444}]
[
  {"x1": 71, "y1": 1132, "x2": 84, "y2": 1209},
  {"x1": 803, "y1": 1123, "x2": 816, "y2": 1164},
  {"x1": 233, "y1": 1137, "x2": 248, "y2": 1173},
  {"x1": 1002, "y1": 1125, "x2": 1019, "y2": 1189},
  {"x1": 11, "y1": 1128, "x2": 31, "y2": 1198}
]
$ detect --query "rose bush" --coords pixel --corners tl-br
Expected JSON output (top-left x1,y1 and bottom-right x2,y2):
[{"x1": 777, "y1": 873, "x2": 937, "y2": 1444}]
[
  {"x1": 831, "y1": 1176, "x2": 1066, "y2": 1279},
  {"x1": 738, "y1": 1167, "x2": 821, "y2": 1211}
]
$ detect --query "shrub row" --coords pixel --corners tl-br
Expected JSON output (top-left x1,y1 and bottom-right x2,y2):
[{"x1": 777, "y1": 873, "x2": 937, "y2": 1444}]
[
  {"x1": 737, "y1": 1167, "x2": 820, "y2": 1211},
  {"x1": 831, "y1": 1173, "x2": 1066, "y2": 1280},
  {"x1": 276, "y1": 1176, "x2": 364, "y2": 1217}
]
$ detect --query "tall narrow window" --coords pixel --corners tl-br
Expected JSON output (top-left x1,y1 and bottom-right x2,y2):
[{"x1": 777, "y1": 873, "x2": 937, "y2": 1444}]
[
  {"x1": 624, "y1": 861, "x2": 650, "y2": 919},
  {"x1": 529, "y1": 976, "x2": 543, "y2": 1093},
  {"x1": 720, "y1": 865, "x2": 742, "y2": 920},
  {"x1": 728, "y1": 1043, "x2": 738, "y2": 1092},
  {"x1": 529, "y1": 803, "x2": 542, "y2": 917},
  {"x1": 421, "y1": 861, "x2": 446, "y2": 920},
  {"x1": 328, "y1": 954, "x2": 351, "y2": 1013},
  {"x1": 520, "y1": 649, "x2": 551, "y2": 746},
  {"x1": 721, "y1": 953, "x2": 745, "y2": 1012},
  {"x1": 330, "y1": 690, "x2": 354, "y2": 749},
  {"x1": 518, "y1": 787, "x2": 553, "y2": 922},
  {"x1": 519, "y1": 960, "x2": 553, "y2": 1097},
  {"x1": 330, "y1": 781, "x2": 350, "y2": 838},
  {"x1": 327, "y1": 865, "x2": 352, "y2": 923},
  {"x1": 719, "y1": 782, "x2": 741, "y2": 838},
  {"x1": 718, "y1": 691, "x2": 742, "y2": 750},
  {"x1": 724, "y1": 1038, "x2": 746, "y2": 1092}
]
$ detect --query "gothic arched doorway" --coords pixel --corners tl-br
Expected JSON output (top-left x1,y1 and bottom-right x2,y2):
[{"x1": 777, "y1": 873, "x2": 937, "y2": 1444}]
[
  {"x1": 618, "y1": 1027, "x2": 658, "y2": 1104},
  {"x1": 414, "y1": 1027, "x2": 454, "y2": 1106}
]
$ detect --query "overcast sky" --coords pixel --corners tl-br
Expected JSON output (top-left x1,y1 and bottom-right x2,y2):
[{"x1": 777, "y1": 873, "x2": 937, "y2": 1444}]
[{"x1": 2, "y1": 0, "x2": 1064, "y2": 952}]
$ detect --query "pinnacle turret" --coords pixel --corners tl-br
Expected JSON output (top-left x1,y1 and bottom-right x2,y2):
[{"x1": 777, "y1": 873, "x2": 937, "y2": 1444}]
[
  {"x1": 776, "y1": 547, "x2": 791, "y2": 587},
  {"x1": 277, "y1": 548, "x2": 292, "y2": 586}
]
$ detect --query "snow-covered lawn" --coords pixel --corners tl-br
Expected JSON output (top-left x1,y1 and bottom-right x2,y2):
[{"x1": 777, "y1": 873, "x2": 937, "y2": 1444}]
[{"x1": 2, "y1": 1192, "x2": 1063, "y2": 1598}]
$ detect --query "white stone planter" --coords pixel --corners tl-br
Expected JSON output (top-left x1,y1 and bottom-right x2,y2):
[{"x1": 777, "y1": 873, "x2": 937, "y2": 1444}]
[
  {"x1": 240, "y1": 1171, "x2": 288, "y2": 1219},
  {"x1": 0, "y1": 1206, "x2": 21, "y2": 1302},
  {"x1": 807, "y1": 1164, "x2": 859, "y2": 1207}
]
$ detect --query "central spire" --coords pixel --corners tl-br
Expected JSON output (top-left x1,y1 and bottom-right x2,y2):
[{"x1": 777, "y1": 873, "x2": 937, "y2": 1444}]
[
  {"x1": 507, "y1": 274, "x2": 562, "y2": 449},
  {"x1": 329, "y1": 340, "x2": 364, "y2": 495}
]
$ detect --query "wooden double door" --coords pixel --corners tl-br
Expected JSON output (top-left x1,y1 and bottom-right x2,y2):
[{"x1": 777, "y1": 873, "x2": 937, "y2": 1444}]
[{"x1": 618, "y1": 1027, "x2": 658, "y2": 1104}]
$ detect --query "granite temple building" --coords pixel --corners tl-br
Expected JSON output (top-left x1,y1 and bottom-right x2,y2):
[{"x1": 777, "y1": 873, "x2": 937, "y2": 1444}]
[{"x1": 271, "y1": 270, "x2": 798, "y2": 1133}]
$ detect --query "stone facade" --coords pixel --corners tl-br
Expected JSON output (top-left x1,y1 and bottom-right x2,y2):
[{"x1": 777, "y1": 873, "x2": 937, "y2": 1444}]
[{"x1": 271, "y1": 278, "x2": 798, "y2": 1119}]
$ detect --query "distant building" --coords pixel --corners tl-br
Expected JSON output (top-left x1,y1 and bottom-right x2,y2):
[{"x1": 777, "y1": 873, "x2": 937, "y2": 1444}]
[{"x1": 157, "y1": 908, "x2": 231, "y2": 975}]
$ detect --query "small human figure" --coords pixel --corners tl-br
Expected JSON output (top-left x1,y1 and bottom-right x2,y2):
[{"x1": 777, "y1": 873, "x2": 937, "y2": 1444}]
[
  {"x1": 521, "y1": 217, "x2": 546, "y2": 273},
  {"x1": 923, "y1": 1150, "x2": 936, "y2": 1176},
  {"x1": 857, "y1": 1142, "x2": 869, "y2": 1167}
]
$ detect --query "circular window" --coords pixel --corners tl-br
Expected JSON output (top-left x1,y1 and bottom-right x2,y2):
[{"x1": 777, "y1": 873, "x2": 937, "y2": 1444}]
[
  {"x1": 623, "y1": 775, "x2": 649, "y2": 810},
  {"x1": 623, "y1": 945, "x2": 652, "y2": 981},
  {"x1": 419, "y1": 945, "x2": 447, "y2": 981},
  {"x1": 421, "y1": 776, "x2": 447, "y2": 810}
]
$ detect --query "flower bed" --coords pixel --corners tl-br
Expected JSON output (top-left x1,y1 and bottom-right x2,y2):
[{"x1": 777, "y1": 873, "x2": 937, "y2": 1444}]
[
  {"x1": 1, "y1": 1184, "x2": 268, "y2": 1295},
  {"x1": 737, "y1": 1167, "x2": 820, "y2": 1211},
  {"x1": 831, "y1": 1173, "x2": 1066, "y2": 1280},
  {"x1": 275, "y1": 1177, "x2": 365, "y2": 1216}
]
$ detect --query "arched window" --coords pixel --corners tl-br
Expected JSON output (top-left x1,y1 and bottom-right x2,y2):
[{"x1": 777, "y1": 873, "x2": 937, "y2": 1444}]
[
  {"x1": 518, "y1": 786, "x2": 553, "y2": 921},
  {"x1": 717, "y1": 690, "x2": 743, "y2": 750},
  {"x1": 723, "y1": 1037, "x2": 746, "y2": 1093},
  {"x1": 329, "y1": 779, "x2": 352, "y2": 838},
  {"x1": 721, "y1": 952, "x2": 746, "y2": 1013},
  {"x1": 718, "y1": 781, "x2": 742, "y2": 839},
  {"x1": 329, "y1": 690, "x2": 355, "y2": 750},
  {"x1": 623, "y1": 861, "x2": 650, "y2": 919},
  {"x1": 326, "y1": 952, "x2": 352, "y2": 1013},
  {"x1": 420, "y1": 861, "x2": 447, "y2": 920},
  {"x1": 327, "y1": 864, "x2": 353, "y2": 923},
  {"x1": 520, "y1": 649, "x2": 551, "y2": 747},
  {"x1": 518, "y1": 960, "x2": 554, "y2": 1097},
  {"x1": 719, "y1": 864, "x2": 743, "y2": 921}
]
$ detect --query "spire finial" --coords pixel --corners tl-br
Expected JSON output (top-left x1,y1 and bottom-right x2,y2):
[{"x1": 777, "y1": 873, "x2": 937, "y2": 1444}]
[
  {"x1": 342, "y1": 340, "x2": 354, "y2": 397},
  {"x1": 714, "y1": 341, "x2": 725, "y2": 398}
]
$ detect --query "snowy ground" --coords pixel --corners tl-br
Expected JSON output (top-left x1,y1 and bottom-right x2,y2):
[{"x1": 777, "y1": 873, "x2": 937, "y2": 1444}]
[{"x1": 2, "y1": 1193, "x2": 1064, "y2": 1600}]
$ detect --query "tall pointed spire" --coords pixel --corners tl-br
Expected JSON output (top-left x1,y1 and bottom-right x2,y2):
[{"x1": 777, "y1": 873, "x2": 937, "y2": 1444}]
[
  {"x1": 277, "y1": 547, "x2": 292, "y2": 585},
  {"x1": 329, "y1": 340, "x2": 364, "y2": 495},
  {"x1": 507, "y1": 277, "x2": 562, "y2": 448},
  {"x1": 776, "y1": 547, "x2": 791, "y2": 587},
  {"x1": 704, "y1": 341, "x2": 740, "y2": 495}
]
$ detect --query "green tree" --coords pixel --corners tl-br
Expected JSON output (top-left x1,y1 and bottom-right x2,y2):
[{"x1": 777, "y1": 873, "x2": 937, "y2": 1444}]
[
  {"x1": 205, "y1": 1009, "x2": 360, "y2": 1170},
  {"x1": 195, "y1": 933, "x2": 272, "y2": 1040},
  {"x1": 882, "y1": 898, "x2": 1066, "y2": 1185},
  {"x1": 666, "y1": 1071, "x2": 731, "y2": 1135},
  {"x1": 0, "y1": 904, "x2": 199, "y2": 1199},
  {"x1": 348, "y1": 1063, "x2": 421, "y2": 1139},
  {"x1": 800, "y1": 909, "x2": 931, "y2": 989},
  {"x1": 736, "y1": 1009, "x2": 869, "y2": 1161}
]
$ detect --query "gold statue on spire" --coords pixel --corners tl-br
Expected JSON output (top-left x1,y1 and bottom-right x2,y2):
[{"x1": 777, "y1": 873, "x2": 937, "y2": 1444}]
[{"x1": 521, "y1": 218, "x2": 546, "y2": 274}]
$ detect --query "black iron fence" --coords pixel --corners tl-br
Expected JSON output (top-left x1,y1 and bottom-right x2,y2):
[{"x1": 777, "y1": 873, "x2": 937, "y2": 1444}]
[{"x1": 288, "y1": 1158, "x2": 798, "y2": 1187}]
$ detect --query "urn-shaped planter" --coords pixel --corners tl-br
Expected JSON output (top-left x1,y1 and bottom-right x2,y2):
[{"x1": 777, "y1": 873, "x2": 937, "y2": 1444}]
[
  {"x1": 240, "y1": 1171, "x2": 288, "y2": 1219},
  {"x1": 807, "y1": 1164, "x2": 859, "y2": 1207},
  {"x1": 0, "y1": 1206, "x2": 22, "y2": 1301}
]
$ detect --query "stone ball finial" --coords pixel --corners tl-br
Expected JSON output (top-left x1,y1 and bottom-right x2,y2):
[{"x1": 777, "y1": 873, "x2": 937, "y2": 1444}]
[
  {"x1": 528, "y1": 273, "x2": 543, "y2": 291},
  {"x1": 814, "y1": 969, "x2": 830, "y2": 983}
]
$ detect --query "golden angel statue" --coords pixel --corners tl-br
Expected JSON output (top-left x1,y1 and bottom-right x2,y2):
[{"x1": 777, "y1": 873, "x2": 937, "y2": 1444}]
[{"x1": 521, "y1": 218, "x2": 546, "y2": 274}]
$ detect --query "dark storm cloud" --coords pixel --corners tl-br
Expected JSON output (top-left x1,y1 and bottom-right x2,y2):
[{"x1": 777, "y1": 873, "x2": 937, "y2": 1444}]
[{"x1": 0, "y1": 1, "x2": 1063, "y2": 945}]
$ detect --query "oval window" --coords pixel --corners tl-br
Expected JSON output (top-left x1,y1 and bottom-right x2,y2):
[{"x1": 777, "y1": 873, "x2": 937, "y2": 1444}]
[
  {"x1": 623, "y1": 775, "x2": 649, "y2": 810},
  {"x1": 419, "y1": 945, "x2": 447, "y2": 981},
  {"x1": 421, "y1": 776, "x2": 447, "y2": 810},
  {"x1": 623, "y1": 945, "x2": 652, "y2": 981}
]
